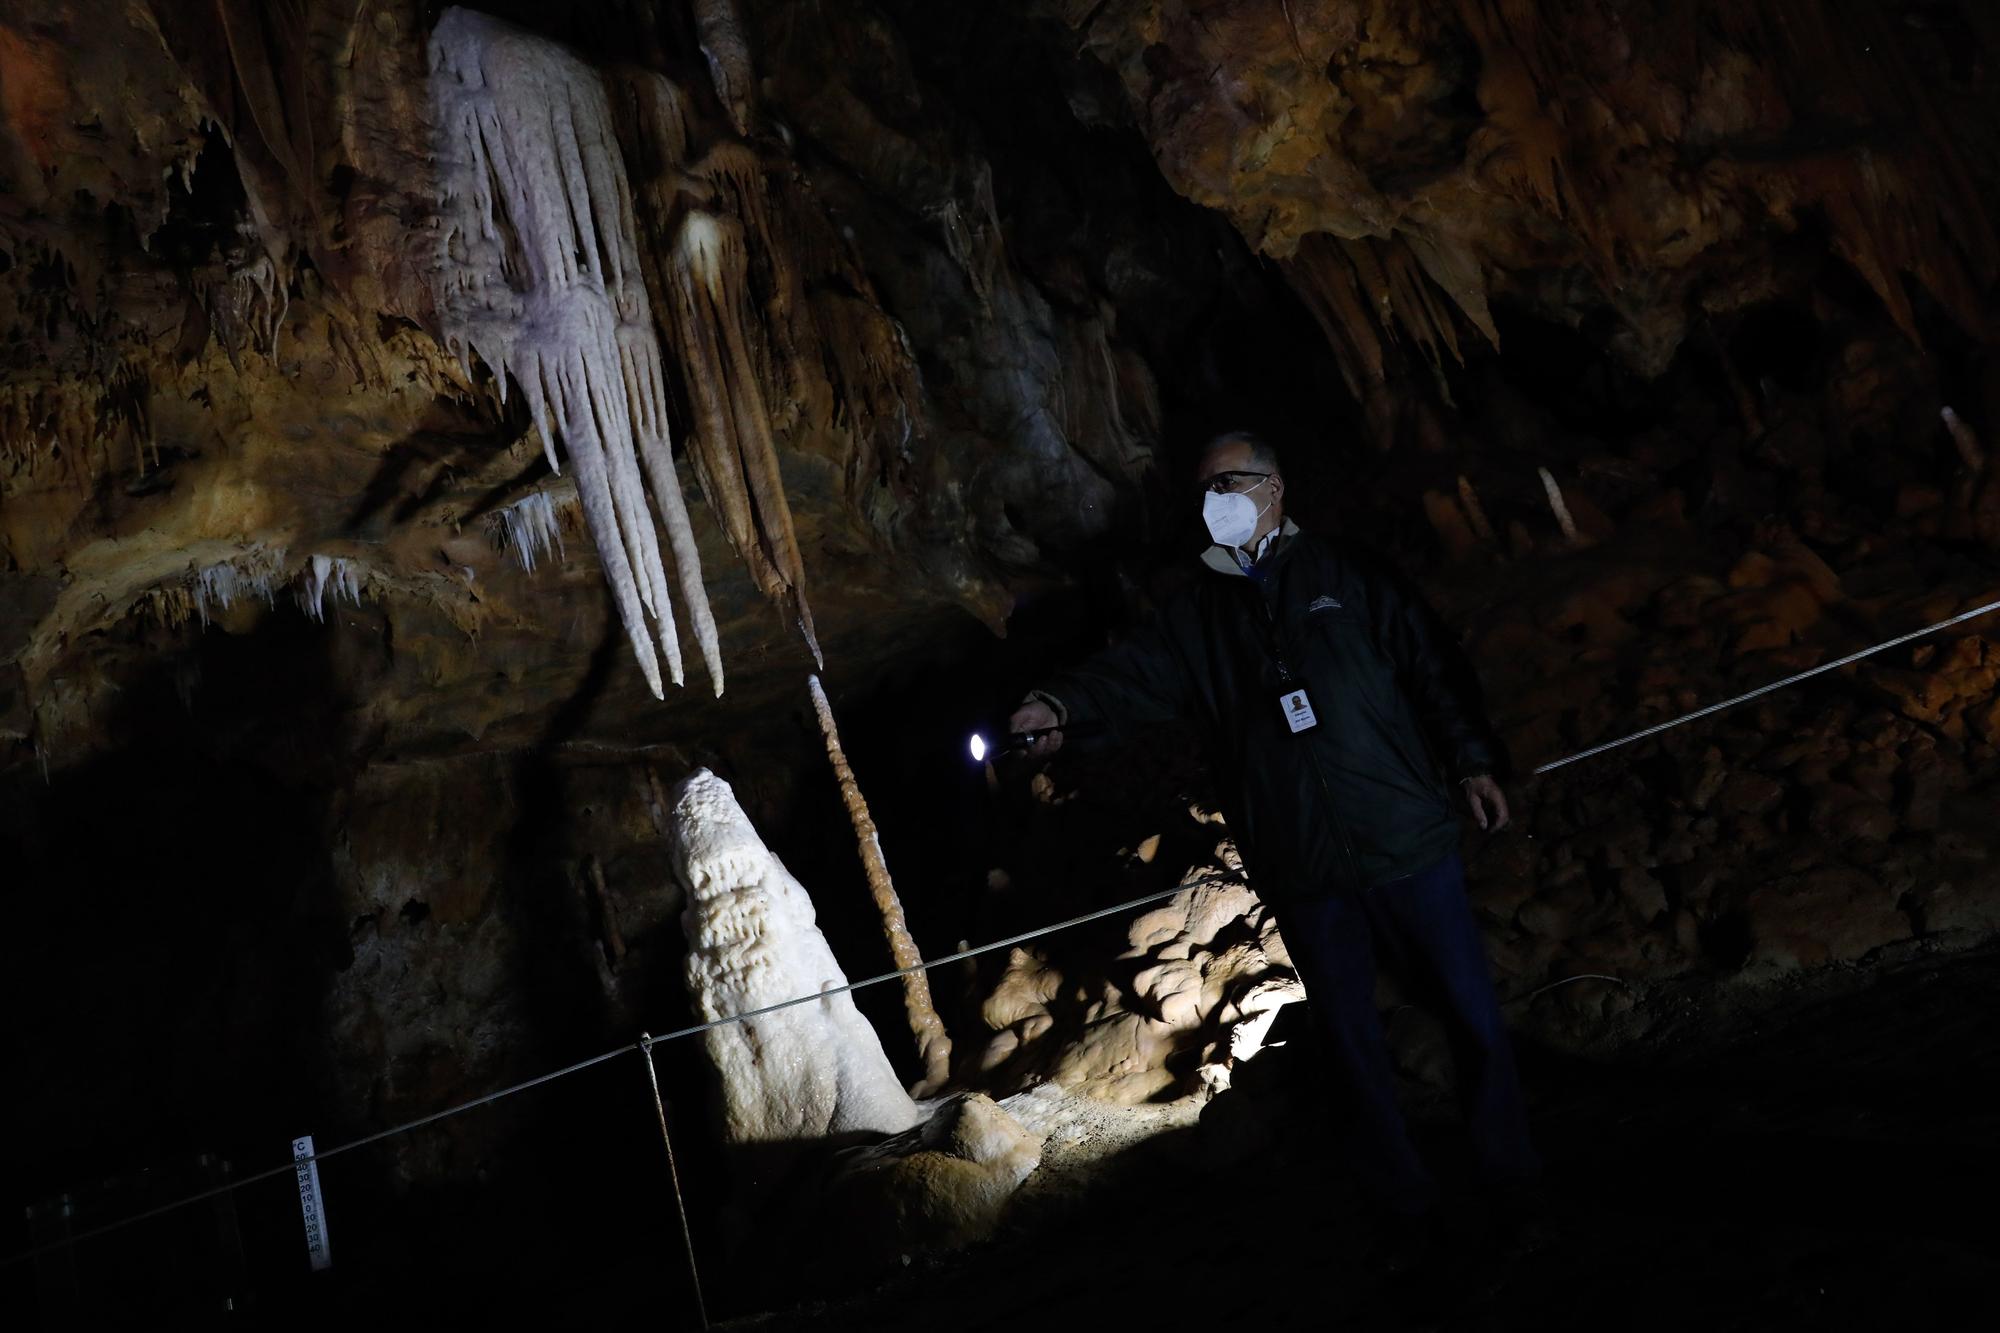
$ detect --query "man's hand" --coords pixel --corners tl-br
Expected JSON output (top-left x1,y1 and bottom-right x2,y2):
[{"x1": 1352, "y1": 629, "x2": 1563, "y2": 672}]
[
  {"x1": 1463, "y1": 774, "x2": 1510, "y2": 831},
  {"x1": 1008, "y1": 700, "x2": 1064, "y2": 757}
]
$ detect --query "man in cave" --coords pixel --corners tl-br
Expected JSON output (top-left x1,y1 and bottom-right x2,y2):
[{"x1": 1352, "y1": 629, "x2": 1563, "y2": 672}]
[{"x1": 1010, "y1": 429, "x2": 1540, "y2": 1263}]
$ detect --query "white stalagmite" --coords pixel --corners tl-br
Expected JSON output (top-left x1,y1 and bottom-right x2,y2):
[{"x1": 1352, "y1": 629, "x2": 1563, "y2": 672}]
[
  {"x1": 428, "y1": 7, "x2": 723, "y2": 697},
  {"x1": 666, "y1": 768, "x2": 920, "y2": 1143}
]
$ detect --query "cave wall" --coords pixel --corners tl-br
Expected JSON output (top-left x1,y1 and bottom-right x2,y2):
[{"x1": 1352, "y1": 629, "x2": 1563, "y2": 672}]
[
  {"x1": 3, "y1": 0, "x2": 1999, "y2": 1313},
  {"x1": 2, "y1": 0, "x2": 1321, "y2": 780},
  {"x1": 1045, "y1": 0, "x2": 2000, "y2": 448},
  {"x1": 0, "y1": 0, "x2": 1336, "y2": 1231}
]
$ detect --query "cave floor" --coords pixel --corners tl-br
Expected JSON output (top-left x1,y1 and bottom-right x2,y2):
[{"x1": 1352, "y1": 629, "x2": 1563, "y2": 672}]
[{"x1": 725, "y1": 949, "x2": 2000, "y2": 1331}]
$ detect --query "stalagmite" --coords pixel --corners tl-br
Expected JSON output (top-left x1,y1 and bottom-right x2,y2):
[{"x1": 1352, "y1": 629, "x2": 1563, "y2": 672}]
[
  {"x1": 665, "y1": 768, "x2": 1041, "y2": 1265},
  {"x1": 1539, "y1": 466, "x2": 1582, "y2": 545},
  {"x1": 666, "y1": 768, "x2": 920, "y2": 1143},
  {"x1": 808, "y1": 675, "x2": 953, "y2": 1095},
  {"x1": 428, "y1": 7, "x2": 722, "y2": 697}
]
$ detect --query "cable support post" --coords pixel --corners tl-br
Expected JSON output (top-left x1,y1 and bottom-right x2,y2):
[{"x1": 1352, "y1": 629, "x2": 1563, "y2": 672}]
[{"x1": 638, "y1": 1031, "x2": 709, "y2": 1330}]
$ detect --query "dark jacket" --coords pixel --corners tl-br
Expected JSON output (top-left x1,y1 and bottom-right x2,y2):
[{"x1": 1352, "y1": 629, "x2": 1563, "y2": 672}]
[{"x1": 1034, "y1": 522, "x2": 1502, "y2": 903}]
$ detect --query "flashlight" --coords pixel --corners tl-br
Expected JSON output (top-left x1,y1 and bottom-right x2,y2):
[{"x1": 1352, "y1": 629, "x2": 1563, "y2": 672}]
[
  {"x1": 966, "y1": 729, "x2": 1052, "y2": 761},
  {"x1": 966, "y1": 721, "x2": 1099, "y2": 762}
]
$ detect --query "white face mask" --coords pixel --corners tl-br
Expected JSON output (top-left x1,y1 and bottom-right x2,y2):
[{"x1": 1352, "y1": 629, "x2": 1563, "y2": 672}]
[{"x1": 1203, "y1": 486, "x2": 1272, "y2": 549}]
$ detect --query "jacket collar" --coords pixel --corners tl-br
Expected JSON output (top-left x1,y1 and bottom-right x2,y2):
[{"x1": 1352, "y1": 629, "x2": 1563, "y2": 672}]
[{"x1": 1201, "y1": 517, "x2": 1301, "y2": 578}]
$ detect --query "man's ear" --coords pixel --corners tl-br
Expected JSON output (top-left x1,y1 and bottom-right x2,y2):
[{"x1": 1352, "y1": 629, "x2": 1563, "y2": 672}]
[{"x1": 1270, "y1": 473, "x2": 1285, "y2": 502}]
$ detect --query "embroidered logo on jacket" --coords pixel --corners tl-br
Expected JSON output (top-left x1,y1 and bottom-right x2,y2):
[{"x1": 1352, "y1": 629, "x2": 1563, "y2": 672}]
[{"x1": 1307, "y1": 595, "x2": 1345, "y2": 613}]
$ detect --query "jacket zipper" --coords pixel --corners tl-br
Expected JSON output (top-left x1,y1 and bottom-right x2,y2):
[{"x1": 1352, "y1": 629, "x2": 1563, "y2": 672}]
[{"x1": 1252, "y1": 570, "x2": 1364, "y2": 892}]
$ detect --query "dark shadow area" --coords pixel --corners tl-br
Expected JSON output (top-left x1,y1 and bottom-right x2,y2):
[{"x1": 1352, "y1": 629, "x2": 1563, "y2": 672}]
[
  {"x1": 0, "y1": 612, "x2": 720, "y2": 1327},
  {"x1": 728, "y1": 949, "x2": 2000, "y2": 1331},
  {"x1": 0, "y1": 610, "x2": 352, "y2": 1321}
]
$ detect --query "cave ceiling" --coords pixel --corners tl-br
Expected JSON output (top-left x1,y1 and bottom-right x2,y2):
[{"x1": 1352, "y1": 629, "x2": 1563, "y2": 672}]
[{"x1": 0, "y1": 0, "x2": 1993, "y2": 776}]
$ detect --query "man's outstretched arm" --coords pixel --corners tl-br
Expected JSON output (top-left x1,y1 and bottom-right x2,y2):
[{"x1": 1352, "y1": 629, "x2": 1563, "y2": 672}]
[{"x1": 1010, "y1": 604, "x2": 1198, "y2": 757}]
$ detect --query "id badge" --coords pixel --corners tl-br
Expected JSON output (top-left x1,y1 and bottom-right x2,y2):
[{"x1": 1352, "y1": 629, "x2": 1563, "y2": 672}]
[{"x1": 1278, "y1": 685, "x2": 1319, "y2": 733}]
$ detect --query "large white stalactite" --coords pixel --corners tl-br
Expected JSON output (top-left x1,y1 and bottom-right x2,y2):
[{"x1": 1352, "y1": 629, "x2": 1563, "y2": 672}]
[{"x1": 429, "y1": 6, "x2": 724, "y2": 697}]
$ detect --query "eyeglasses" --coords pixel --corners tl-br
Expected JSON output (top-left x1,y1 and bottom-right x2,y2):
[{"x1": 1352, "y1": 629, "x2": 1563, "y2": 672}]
[{"x1": 1198, "y1": 470, "x2": 1273, "y2": 496}]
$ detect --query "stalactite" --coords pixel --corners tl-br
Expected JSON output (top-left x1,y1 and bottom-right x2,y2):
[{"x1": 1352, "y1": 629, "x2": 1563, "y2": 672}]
[
  {"x1": 0, "y1": 365, "x2": 153, "y2": 480},
  {"x1": 669, "y1": 215, "x2": 779, "y2": 591},
  {"x1": 488, "y1": 489, "x2": 571, "y2": 573},
  {"x1": 1057, "y1": 311, "x2": 1154, "y2": 490},
  {"x1": 1457, "y1": 475, "x2": 1496, "y2": 542},
  {"x1": 1273, "y1": 0, "x2": 1995, "y2": 412},
  {"x1": 295, "y1": 555, "x2": 362, "y2": 622},
  {"x1": 723, "y1": 293, "x2": 821, "y2": 666},
  {"x1": 608, "y1": 73, "x2": 823, "y2": 672},
  {"x1": 757, "y1": 159, "x2": 928, "y2": 498},
  {"x1": 1450, "y1": 0, "x2": 1994, "y2": 350},
  {"x1": 666, "y1": 209, "x2": 821, "y2": 664},
  {"x1": 1377, "y1": 235, "x2": 1463, "y2": 369},
  {"x1": 1455, "y1": 0, "x2": 1578, "y2": 225},
  {"x1": 1743, "y1": 0, "x2": 1994, "y2": 346},
  {"x1": 692, "y1": 0, "x2": 757, "y2": 138},
  {"x1": 1943, "y1": 408, "x2": 1986, "y2": 476},
  {"x1": 138, "y1": 549, "x2": 378, "y2": 629},
  {"x1": 429, "y1": 6, "x2": 723, "y2": 697},
  {"x1": 1539, "y1": 466, "x2": 1582, "y2": 546},
  {"x1": 636, "y1": 431, "x2": 726, "y2": 694},
  {"x1": 691, "y1": 141, "x2": 802, "y2": 437},
  {"x1": 599, "y1": 71, "x2": 728, "y2": 693},
  {"x1": 1284, "y1": 233, "x2": 1384, "y2": 407},
  {"x1": 195, "y1": 557, "x2": 281, "y2": 626},
  {"x1": 144, "y1": 547, "x2": 293, "y2": 629},
  {"x1": 808, "y1": 675, "x2": 952, "y2": 1096},
  {"x1": 1281, "y1": 230, "x2": 1491, "y2": 448},
  {"x1": 1403, "y1": 231, "x2": 1500, "y2": 350}
]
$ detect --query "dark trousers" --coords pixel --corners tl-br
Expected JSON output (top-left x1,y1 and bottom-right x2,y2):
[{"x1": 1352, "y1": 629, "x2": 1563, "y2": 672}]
[{"x1": 1272, "y1": 852, "x2": 1540, "y2": 1217}]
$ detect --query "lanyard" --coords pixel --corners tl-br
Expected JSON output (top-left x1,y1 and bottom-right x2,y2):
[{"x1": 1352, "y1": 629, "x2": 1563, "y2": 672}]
[{"x1": 1245, "y1": 569, "x2": 1302, "y2": 687}]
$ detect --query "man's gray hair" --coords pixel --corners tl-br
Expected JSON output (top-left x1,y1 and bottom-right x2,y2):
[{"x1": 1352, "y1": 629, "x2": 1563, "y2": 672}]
[{"x1": 1202, "y1": 429, "x2": 1280, "y2": 474}]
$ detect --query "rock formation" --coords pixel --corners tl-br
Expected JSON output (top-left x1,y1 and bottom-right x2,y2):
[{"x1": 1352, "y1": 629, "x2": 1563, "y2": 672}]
[
  {"x1": 430, "y1": 6, "x2": 719, "y2": 698},
  {"x1": 665, "y1": 765, "x2": 1042, "y2": 1273},
  {"x1": 976, "y1": 857, "x2": 1304, "y2": 1105},
  {"x1": 667, "y1": 766, "x2": 921, "y2": 1143},
  {"x1": 3, "y1": 0, "x2": 1998, "y2": 1318},
  {"x1": 1050, "y1": 0, "x2": 1998, "y2": 446},
  {"x1": 808, "y1": 673, "x2": 954, "y2": 1095}
]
